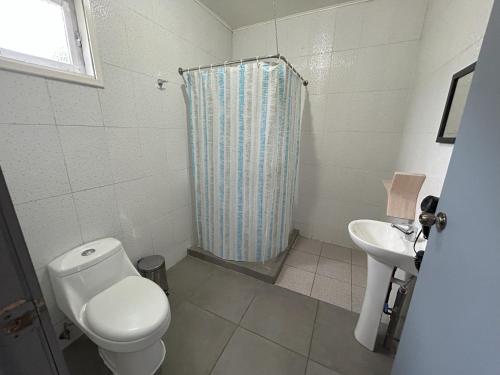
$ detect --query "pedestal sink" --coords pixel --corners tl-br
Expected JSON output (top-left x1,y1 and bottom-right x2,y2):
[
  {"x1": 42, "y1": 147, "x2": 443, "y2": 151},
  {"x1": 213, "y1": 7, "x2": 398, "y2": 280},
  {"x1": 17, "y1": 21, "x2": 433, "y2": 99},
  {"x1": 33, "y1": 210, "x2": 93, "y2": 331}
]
[{"x1": 348, "y1": 219, "x2": 426, "y2": 351}]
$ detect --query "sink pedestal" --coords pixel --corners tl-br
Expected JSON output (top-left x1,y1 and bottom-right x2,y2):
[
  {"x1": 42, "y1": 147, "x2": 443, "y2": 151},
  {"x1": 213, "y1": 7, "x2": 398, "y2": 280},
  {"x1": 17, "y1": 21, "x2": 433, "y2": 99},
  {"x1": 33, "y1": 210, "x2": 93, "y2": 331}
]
[{"x1": 354, "y1": 255, "x2": 394, "y2": 351}]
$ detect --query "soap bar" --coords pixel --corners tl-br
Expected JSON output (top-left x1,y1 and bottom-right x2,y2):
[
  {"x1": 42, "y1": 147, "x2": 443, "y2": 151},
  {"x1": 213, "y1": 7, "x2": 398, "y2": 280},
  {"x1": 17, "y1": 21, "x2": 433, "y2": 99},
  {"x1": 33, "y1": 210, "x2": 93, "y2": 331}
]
[{"x1": 385, "y1": 172, "x2": 426, "y2": 220}]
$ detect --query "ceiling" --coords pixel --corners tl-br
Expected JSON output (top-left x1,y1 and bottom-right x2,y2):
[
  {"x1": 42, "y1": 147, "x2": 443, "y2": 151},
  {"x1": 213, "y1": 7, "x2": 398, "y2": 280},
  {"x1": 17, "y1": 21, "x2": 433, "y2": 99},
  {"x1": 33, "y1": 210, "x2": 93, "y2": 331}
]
[{"x1": 198, "y1": 0, "x2": 357, "y2": 29}]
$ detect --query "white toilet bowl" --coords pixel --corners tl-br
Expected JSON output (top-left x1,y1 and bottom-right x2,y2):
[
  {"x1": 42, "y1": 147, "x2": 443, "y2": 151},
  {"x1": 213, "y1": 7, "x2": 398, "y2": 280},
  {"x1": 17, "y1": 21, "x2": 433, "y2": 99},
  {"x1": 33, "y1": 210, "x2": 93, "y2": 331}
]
[{"x1": 48, "y1": 238, "x2": 170, "y2": 375}]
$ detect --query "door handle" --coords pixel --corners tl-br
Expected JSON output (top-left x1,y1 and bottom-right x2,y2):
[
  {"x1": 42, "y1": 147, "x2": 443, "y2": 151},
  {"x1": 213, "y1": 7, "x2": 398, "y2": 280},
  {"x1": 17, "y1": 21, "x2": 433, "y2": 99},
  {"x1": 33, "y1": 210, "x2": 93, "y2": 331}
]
[{"x1": 419, "y1": 212, "x2": 447, "y2": 232}]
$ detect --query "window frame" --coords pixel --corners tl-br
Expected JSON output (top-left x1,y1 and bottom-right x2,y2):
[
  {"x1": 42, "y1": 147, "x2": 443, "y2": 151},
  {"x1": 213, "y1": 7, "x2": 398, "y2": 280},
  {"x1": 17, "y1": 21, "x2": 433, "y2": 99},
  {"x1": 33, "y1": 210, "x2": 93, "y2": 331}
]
[{"x1": 0, "y1": 0, "x2": 103, "y2": 88}]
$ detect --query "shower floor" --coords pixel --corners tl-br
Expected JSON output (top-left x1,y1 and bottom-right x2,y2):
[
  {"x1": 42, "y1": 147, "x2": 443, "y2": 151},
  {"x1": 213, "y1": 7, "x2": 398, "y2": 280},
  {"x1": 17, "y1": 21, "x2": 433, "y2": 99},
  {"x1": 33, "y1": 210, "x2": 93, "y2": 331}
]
[{"x1": 187, "y1": 229, "x2": 299, "y2": 284}]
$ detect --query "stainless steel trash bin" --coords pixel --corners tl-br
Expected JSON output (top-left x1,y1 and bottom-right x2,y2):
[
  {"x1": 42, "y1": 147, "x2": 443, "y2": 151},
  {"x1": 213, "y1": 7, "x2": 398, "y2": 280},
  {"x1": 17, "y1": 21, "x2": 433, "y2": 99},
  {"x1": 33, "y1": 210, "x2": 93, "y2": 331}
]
[{"x1": 137, "y1": 255, "x2": 169, "y2": 294}]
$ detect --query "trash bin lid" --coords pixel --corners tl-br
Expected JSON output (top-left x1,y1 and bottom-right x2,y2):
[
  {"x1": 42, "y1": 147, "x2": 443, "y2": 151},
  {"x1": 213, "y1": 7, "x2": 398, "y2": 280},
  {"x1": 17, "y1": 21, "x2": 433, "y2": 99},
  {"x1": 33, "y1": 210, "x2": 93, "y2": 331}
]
[{"x1": 138, "y1": 255, "x2": 165, "y2": 272}]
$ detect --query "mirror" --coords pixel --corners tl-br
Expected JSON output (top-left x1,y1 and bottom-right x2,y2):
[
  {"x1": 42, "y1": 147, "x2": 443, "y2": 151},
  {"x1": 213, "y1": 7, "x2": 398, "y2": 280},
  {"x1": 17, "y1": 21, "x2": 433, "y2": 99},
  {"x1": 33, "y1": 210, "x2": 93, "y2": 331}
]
[{"x1": 436, "y1": 62, "x2": 476, "y2": 144}]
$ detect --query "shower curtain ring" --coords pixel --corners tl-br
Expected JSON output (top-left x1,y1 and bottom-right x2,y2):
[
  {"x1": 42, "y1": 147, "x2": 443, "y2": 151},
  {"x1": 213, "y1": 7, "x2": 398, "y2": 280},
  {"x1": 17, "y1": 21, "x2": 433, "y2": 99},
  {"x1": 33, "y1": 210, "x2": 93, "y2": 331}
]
[
  {"x1": 198, "y1": 65, "x2": 201, "y2": 72},
  {"x1": 224, "y1": 61, "x2": 227, "y2": 72},
  {"x1": 210, "y1": 64, "x2": 213, "y2": 71}
]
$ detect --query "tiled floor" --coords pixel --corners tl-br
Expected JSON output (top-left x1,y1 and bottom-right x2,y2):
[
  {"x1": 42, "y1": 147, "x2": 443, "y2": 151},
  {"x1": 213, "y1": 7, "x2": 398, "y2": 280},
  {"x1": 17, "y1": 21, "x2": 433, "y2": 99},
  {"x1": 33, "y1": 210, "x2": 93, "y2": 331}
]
[
  {"x1": 276, "y1": 236, "x2": 368, "y2": 312},
  {"x1": 64, "y1": 255, "x2": 393, "y2": 375}
]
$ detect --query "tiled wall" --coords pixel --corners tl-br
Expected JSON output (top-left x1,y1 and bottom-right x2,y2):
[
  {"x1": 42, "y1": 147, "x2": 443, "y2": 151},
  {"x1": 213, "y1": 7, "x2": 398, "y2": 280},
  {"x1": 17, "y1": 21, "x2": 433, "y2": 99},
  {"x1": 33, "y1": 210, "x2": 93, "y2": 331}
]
[
  {"x1": 0, "y1": 0, "x2": 232, "y2": 338},
  {"x1": 233, "y1": 0, "x2": 428, "y2": 247},
  {"x1": 396, "y1": 0, "x2": 494, "y2": 211}
]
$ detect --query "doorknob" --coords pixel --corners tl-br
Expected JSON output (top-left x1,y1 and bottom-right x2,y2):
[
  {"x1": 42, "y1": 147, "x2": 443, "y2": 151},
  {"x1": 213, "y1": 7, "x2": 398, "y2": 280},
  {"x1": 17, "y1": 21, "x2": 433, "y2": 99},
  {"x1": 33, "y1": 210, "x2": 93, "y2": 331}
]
[{"x1": 419, "y1": 212, "x2": 447, "y2": 232}]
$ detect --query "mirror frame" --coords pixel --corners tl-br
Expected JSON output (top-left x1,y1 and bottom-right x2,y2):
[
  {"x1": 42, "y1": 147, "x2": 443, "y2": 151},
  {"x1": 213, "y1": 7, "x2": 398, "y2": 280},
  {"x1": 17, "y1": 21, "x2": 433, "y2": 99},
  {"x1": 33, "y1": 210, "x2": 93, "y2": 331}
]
[{"x1": 436, "y1": 62, "x2": 476, "y2": 144}]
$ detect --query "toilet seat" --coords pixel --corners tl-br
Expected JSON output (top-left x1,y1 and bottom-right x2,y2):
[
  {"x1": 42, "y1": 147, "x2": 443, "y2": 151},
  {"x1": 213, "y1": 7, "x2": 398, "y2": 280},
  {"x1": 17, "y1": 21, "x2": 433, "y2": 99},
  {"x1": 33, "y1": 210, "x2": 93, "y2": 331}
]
[{"x1": 84, "y1": 276, "x2": 169, "y2": 342}]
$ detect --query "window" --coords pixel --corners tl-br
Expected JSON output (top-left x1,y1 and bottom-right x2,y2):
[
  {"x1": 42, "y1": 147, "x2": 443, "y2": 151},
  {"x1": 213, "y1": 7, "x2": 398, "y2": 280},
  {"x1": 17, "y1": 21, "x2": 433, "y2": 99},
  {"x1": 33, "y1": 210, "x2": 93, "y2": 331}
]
[{"x1": 0, "y1": 0, "x2": 102, "y2": 87}]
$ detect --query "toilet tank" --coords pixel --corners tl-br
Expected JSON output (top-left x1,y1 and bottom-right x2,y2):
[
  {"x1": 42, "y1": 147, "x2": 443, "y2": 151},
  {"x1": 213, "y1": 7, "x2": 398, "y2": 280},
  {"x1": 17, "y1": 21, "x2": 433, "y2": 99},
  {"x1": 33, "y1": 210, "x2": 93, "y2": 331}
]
[{"x1": 48, "y1": 238, "x2": 139, "y2": 321}]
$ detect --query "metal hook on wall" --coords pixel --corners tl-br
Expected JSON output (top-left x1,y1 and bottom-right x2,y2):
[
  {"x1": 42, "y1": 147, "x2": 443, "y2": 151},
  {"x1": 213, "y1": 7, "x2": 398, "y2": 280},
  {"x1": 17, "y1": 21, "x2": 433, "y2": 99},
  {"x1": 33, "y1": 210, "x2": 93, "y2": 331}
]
[{"x1": 157, "y1": 78, "x2": 167, "y2": 90}]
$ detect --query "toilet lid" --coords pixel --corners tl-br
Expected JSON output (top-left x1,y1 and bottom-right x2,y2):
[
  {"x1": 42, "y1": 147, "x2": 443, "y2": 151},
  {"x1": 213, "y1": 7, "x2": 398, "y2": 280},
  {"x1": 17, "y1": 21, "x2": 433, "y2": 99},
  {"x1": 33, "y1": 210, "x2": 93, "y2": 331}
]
[{"x1": 84, "y1": 276, "x2": 169, "y2": 342}]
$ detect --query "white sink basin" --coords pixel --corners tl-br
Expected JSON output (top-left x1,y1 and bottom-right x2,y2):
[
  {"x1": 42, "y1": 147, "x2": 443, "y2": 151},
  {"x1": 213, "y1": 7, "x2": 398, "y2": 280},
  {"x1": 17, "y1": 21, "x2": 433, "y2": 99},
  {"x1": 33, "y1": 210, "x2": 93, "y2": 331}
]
[
  {"x1": 347, "y1": 219, "x2": 426, "y2": 351},
  {"x1": 348, "y1": 219, "x2": 425, "y2": 276}
]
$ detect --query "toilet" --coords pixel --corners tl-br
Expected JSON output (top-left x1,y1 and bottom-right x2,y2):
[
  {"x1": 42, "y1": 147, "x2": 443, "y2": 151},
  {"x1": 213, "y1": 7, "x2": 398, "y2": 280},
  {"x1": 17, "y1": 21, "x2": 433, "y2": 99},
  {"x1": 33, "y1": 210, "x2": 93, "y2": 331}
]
[{"x1": 48, "y1": 238, "x2": 170, "y2": 375}]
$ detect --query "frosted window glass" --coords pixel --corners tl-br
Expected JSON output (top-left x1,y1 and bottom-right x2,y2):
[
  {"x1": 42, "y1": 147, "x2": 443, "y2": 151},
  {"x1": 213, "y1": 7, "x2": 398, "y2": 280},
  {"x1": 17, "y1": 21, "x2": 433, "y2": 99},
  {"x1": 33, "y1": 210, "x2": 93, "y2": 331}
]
[{"x1": 0, "y1": 0, "x2": 72, "y2": 64}]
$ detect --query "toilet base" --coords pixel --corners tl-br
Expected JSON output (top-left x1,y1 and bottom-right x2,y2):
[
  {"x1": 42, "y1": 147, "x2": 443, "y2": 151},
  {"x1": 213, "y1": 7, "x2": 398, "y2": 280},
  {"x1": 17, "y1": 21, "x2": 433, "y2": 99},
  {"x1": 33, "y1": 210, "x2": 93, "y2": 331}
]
[{"x1": 98, "y1": 339, "x2": 166, "y2": 375}]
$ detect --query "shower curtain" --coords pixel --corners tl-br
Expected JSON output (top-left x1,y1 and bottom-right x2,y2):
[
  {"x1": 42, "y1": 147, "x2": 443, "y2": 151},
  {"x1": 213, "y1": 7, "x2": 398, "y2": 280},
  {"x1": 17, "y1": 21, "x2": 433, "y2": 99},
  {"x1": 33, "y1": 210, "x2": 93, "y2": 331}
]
[{"x1": 184, "y1": 61, "x2": 303, "y2": 262}]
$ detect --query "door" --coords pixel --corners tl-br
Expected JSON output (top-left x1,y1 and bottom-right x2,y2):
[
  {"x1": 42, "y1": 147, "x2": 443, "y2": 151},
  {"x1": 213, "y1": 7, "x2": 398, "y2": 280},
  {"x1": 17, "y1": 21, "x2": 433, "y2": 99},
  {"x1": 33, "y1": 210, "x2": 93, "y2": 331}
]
[
  {"x1": 393, "y1": 2, "x2": 500, "y2": 374},
  {"x1": 0, "y1": 168, "x2": 69, "y2": 375}
]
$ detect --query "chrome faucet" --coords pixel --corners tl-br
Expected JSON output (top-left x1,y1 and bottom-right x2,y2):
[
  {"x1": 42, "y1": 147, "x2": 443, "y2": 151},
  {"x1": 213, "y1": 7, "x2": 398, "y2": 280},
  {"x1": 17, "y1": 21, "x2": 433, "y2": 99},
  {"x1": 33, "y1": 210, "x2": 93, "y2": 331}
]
[{"x1": 391, "y1": 223, "x2": 416, "y2": 241}]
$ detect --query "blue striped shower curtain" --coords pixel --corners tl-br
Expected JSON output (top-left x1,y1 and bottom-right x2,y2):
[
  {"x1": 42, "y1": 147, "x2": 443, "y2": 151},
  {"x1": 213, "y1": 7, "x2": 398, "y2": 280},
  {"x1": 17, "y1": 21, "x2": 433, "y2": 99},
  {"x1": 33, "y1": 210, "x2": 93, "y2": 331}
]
[{"x1": 184, "y1": 61, "x2": 303, "y2": 262}]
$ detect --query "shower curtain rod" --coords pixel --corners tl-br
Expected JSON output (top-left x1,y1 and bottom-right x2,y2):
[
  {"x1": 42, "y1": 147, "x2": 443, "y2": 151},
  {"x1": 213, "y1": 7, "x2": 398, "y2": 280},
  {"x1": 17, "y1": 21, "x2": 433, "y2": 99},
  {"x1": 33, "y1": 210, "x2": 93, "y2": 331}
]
[{"x1": 178, "y1": 54, "x2": 308, "y2": 86}]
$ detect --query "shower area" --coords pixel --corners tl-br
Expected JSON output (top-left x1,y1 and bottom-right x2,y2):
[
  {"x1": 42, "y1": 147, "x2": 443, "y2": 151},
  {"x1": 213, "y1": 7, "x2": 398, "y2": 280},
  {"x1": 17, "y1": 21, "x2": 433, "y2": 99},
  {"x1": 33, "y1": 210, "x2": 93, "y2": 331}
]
[{"x1": 180, "y1": 56, "x2": 307, "y2": 282}]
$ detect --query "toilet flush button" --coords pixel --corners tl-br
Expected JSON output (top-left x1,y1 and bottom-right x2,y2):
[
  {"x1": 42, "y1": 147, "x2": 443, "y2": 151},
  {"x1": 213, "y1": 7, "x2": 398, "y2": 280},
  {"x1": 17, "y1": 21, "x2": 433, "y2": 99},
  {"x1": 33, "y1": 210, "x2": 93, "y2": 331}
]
[{"x1": 81, "y1": 249, "x2": 96, "y2": 256}]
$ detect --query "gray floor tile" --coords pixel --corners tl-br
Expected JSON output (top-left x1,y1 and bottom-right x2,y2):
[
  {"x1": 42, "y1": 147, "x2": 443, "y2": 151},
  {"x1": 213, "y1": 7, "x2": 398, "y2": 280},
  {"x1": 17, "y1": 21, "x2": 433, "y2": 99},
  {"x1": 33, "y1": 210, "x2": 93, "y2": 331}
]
[
  {"x1": 310, "y1": 302, "x2": 393, "y2": 375},
  {"x1": 162, "y1": 301, "x2": 236, "y2": 375},
  {"x1": 351, "y1": 250, "x2": 367, "y2": 267},
  {"x1": 166, "y1": 256, "x2": 216, "y2": 297},
  {"x1": 211, "y1": 328, "x2": 307, "y2": 375},
  {"x1": 240, "y1": 284, "x2": 318, "y2": 356},
  {"x1": 189, "y1": 267, "x2": 265, "y2": 323},
  {"x1": 63, "y1": 335, "x2": 110, "y2": 375},
  {"x1": 307, "y1": 360, "x2": 343, "y2": 375},
  {"x1": 321, "y1": 243, "x2": 351, "y2": 264},
  {"x1": 167, "y1": 291, "x2": 184, "y2": 312}
]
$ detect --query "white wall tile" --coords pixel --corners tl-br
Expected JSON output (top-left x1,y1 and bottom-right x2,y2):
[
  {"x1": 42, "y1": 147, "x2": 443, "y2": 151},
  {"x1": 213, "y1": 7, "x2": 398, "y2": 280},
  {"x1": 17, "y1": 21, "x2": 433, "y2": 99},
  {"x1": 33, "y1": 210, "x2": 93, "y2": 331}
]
[
  {"x1": 359, "y1": 0, "x2": 393, "y2": 47},
  {"x1": 0, "y1": 0, "x2": 230, "y2": 335},
  {"x1": 106, "y1": 127, "x2": 145, "y2": 182},
  {"x1": 169, "y1": 169, "x2": 191, "y2": 210},
  {"x1": 232, "y1": 24, "x2": 270, "y2": 59},
  {"x1": 114, "y1": 178, "x2": 152, "y2": 228},
  {"x1": 118, "y1": 0, "x2": 156, "y2": 21},
  {"x1": 145, "y1": 174, "x2": 175, "y2": 221},
  {"x1": 139, "y1": 128, "x2": 169, "y2": 175},
  {"x1": 89, "y1": 0, "x2": 131, "y2": 67},
  {"x1": 165, "y1": 129, "x2": 189, "y2": 170},
  {"x1": 133, "y1": 72, "x2": 170, "y2": 128},
  {"x1": 172, "y1": 205, "x2": 193, "y2": 244},
  {"x1": 117, "y1": 221, "x2": 154, "y2": 264},
  {"x1": 304, "y1": 53, "x2": 331, "y2": 95},
  {"x1": 325, "y1": 90, "x2": 409, "y2": 133},
  {"x1": 124, "y1": 10, "x2": 162, "y2": 76},
  {"x1": 73, "y1": 185, "x2": 122, "y2": 242},
  {"x1": 302, "y1": 95, "x2": 326, "y2": 134},
  {"x1": 48, "y1": 81, "x2": 103, "y2": 126},
  {"x1": 15, "y1": 195, "x2": 82, "y2": 269},
  {"x1": 333, "y1": 3, "x2": 365, "y2": 51},
  {"x1": 360, "y1": 0, "x2": 428, "y2": 47},
  {"x1": 395, "y1": 0, "x2": 493, "y2": 219},
  {"x1": 98, "y1": 64, "x2": 138, "y2": 127},
  {"x1": 0, "y1": 71, "x2": 54, "y2": 125},
  {"x1": 161, "y1": 240, "x2": 190, "y2": 270},
  {"x1": 232, "y1": 0, "x2": 431, "y2": 247},
  {"x1": 164, "y1": 83, "x2": 188, "y2": 128},
  {"x1": 389, "y1": 0, "x2": 428, "y2": 44},
  {"x1": 328, "y1": 50, "x2": 358, "y2": 93},
  {"x1": 58, "y1": 126, "x2": 113, "y2": 191},
  {"x1": 150, "y1": 214, "x2": 175, "y2": 255},
  {"x1": 0, "y1": 125, "x2": 70, "y2": 204},
  {"x1": 417, "y1": 0, "x2": 492, "y2": 78}
]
